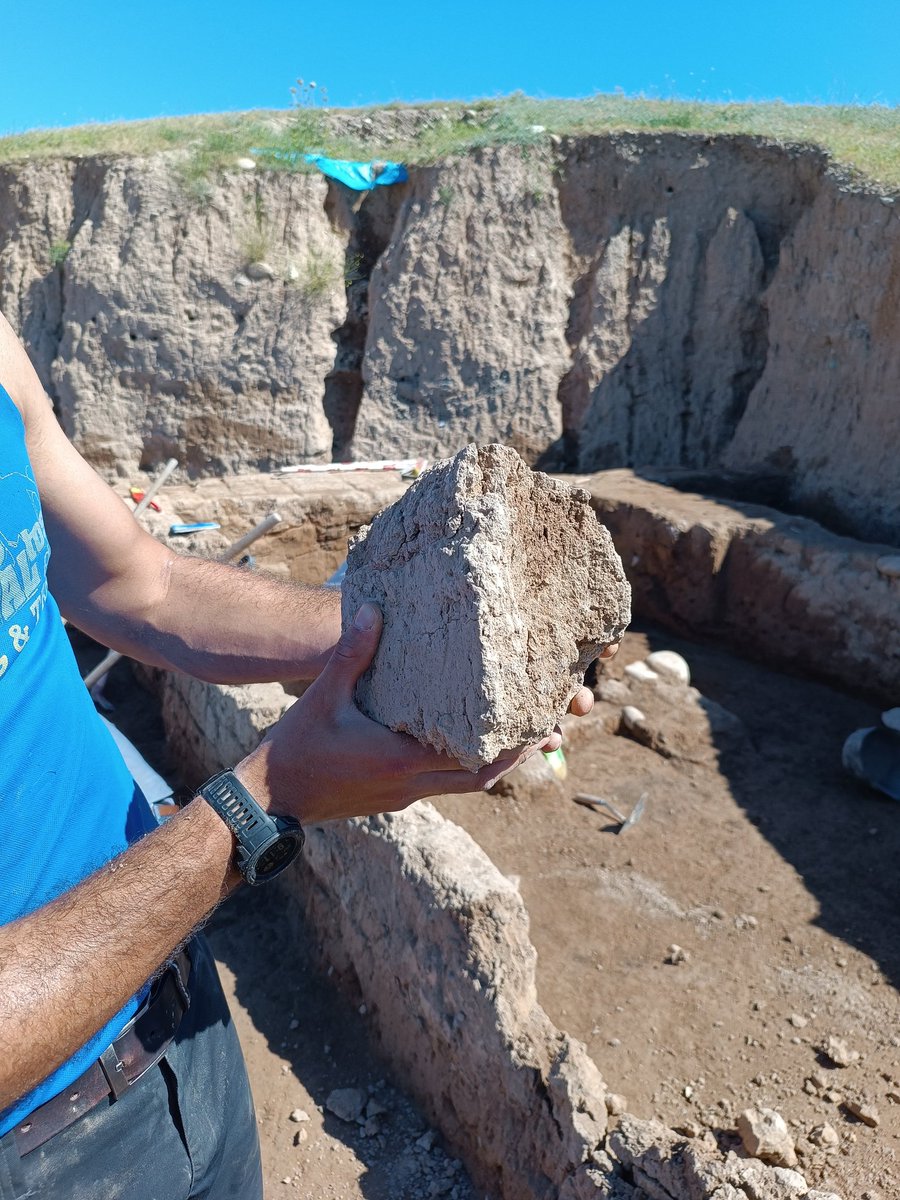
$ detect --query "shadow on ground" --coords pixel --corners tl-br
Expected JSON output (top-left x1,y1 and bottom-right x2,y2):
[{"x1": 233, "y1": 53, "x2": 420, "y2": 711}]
[{"x1": 640, "y1": 621, "x2": 900, "y2": 989}]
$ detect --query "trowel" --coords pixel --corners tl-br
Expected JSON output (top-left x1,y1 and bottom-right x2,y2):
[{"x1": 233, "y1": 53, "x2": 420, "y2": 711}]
[{"x1": 573, "y1": 791, "x2": 646, "y2": 832}]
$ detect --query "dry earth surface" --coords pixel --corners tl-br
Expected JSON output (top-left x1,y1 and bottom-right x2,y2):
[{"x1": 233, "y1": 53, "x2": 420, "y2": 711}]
[
  {"x1": 437, "y1": 627, "x2": 900, "y2": 1199},
  {"x1": 75, "y1": 621, "x2": 900, "y2": 1199}
]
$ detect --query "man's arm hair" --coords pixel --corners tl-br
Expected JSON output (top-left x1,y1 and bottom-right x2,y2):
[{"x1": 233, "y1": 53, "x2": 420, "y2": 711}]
[{"x1": 0, "y1": 798, "x2": 237, "y2": 1110}]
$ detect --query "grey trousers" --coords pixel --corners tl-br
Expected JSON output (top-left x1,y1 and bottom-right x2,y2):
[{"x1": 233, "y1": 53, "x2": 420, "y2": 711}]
[{"x1": 0, "y1": 936, "x2": 263, "y2": 1200}]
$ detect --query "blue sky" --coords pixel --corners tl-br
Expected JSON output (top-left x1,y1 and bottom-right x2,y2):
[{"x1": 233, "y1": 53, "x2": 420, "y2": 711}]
[{"x1": 2, "y1": 0, "x2": 897, "y2": 136}]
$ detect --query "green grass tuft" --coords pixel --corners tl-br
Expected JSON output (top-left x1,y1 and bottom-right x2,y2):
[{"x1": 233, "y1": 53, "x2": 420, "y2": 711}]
[{"x1": 48, "y1": 239, "x2": 71, "y2": 267}]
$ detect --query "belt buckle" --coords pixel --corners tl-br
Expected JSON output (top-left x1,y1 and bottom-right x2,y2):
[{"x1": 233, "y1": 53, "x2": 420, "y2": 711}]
[
  {"x1": 98, "y1": 1045, "x2": 129, "y2": 1101},
  {"x1": 100, "y1": 948, "x2": 192, "y2": 1101}
]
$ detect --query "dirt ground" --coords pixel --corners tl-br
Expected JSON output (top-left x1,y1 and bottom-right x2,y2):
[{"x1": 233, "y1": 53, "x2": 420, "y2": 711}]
[
  {"x1": 79, "y1": 622, "x2": 900, "y2": 1200},
  {"x1": 437, "y1": 624, "x2": 900, "y2": 1200}
]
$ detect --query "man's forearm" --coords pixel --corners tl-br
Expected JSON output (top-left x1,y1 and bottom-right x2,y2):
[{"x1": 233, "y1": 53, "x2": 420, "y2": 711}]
[
  {"x1": 0, "y1": 798, "x2": 238, "y2": 1111},
  {"x1": 153, "y1": 555, "x2": 343, "y2": 683},
  {"x1": 71, "y1": 551, "x2": 343, "y2": 685}
]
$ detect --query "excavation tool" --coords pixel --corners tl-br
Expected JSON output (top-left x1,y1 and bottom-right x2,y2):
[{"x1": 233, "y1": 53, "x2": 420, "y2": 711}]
[
  {"x1": 132, "y1": 457, "x2": 178, "y2": 515},
  {"x1": 82, "y1": 511, "x2": 282, "y2": 691},
  {"x1": 573, "y1": 791, "x2": 647, "y2": 832}
]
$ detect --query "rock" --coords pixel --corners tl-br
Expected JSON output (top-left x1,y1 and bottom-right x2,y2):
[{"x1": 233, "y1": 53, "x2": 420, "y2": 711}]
[
  {"x1": 644, "y1": 650, "x2": 691, "y2": 685},
  {"x1": 665, "y1": 944, "x2": 688, "y2": 965},
  {"x1": 822, "y1": 1035, "x2": 859, "y2": 1067},
  {"x1": 325, "y1": 1087, "x2": 367, "y2": 1123},
  {"x1": 293, "y1": 1128, "x2": 308, "y2": 1145},
  {"x1": 235, "y1": 157, "x2": 257, "y2": 170},
  {"x1": 605, "y1": 1093, "x2": 628, "y2": 1116},
  {"x1": 624, "y1": 661, "x2": 660, "y2": 685},
  {"x1": 489, "y1": 749, "x2": 565, "y2": 803},
  {"x1": 245, "y1": 259, "x2": 276, "y2": 281},
  {"x1": 621, "y1": 705, "x2": 647, "y2": 731},
  {"x1": 844, "y1": 1098, "x2": 880, "y2": 1127},
  {"x1": 876, "y1": 555, "x2": 900, "y2": 580},
  {"x1": 289, "y1": 1108, "x2": 310, "y2": 1123},
  {"x1": 595, "y1": 678, "x2": 631, "y2": 704},
  {"x1": 809, "y1": 1122, "x2": 839, "y2": 1147},
  {"x1": 342, "y1": 444, "x2": 631, "y2": 769},
  {"x1": 882, "y1": 707, "x2": 900, "y2": 733},
  {"x1": 788, "y1": 1013, "x2": 807, "y2": 1028},
  {"x1": 737, "y1": 1106, "x2": 798, "y2": 1167},
  {"x1": 770, "y1": 1166, "x2": 810, "y2": 1193}
]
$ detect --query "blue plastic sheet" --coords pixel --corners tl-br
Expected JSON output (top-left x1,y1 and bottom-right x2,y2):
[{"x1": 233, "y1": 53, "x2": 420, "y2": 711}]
[{"x1": 250, "y1": 149, "x2": 408, "y2": 190}]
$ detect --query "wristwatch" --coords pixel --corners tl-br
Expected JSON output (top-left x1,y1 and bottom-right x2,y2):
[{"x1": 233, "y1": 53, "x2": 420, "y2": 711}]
[{"x1": 197, "y1": 769, "x2": 304, "y2": 886}]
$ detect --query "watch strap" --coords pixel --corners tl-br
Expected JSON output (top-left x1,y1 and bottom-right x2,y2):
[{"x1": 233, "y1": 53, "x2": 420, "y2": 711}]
[{"x1": 197, "y1": 769, "x2": 304, "y2": 885}]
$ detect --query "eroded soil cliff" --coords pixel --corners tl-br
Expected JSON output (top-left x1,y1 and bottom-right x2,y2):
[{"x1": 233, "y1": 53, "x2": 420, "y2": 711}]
[{"x1": 1, "y1": 129, "x2": 897, "y2": 542}]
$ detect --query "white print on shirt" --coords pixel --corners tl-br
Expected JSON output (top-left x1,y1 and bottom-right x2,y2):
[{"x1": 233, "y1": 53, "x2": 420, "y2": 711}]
[{"x1": 0, "y1": 471, "x2": 50, "y2": 678}]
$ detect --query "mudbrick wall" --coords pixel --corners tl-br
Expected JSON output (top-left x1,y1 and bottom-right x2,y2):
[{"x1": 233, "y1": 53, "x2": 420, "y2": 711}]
[
  {"x1": 133, "y1": 468, "x2": 894, "y2": 1197},
  {"x1": 149, "y1": 470, "x2": 900, "y2": 705},
  {"x1": 0, "y1": 130, "x2": 897, "y2": 543}
]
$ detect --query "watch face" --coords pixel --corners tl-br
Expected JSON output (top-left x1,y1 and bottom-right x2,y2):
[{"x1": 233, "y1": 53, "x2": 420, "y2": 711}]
[{"x1": 255, "y1": 833, "x2": 302, "y2": 880}]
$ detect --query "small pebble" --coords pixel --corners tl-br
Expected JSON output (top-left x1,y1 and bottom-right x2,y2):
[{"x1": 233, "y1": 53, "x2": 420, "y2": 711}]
[
  {"x1": 809, "y1": 1123, "x2": 839, "y2": 1148},
  {"x1": 845, "y1": 1099, "x2": 880, "y2": 1127},
  {"x1": 823, "y1": 1035, "x2": 860, "y2": 1067}
]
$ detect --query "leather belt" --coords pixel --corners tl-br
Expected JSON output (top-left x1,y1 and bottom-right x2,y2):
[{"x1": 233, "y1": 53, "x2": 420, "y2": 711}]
[{"x1": 13, "y1": 947, "x2": 192, "y2": 1157}]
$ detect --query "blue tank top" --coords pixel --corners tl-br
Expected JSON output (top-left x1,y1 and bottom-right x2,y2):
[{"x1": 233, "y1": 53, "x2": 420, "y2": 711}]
[{"x1": 0, "y1": 384, "x2": 157, "y2": 1138}]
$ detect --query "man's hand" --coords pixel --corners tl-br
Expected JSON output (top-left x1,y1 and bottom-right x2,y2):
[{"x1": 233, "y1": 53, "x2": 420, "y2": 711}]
[
  {"x1": 235, "y1": 604, "x2": 554, "y2": 822},
  {"x1": 558, "y1": 640, "x2": 620, "y2": 741}
]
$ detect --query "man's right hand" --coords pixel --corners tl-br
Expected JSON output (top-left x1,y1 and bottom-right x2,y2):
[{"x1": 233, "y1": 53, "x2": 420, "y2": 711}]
[{"x1": 234, "y1": 603, "x2": 545, "y2": 824}]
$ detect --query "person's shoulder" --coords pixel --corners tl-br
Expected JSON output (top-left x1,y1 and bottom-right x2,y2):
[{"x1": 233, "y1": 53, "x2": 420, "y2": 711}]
[{"x1": 0, "y1": 309, "x2": 52, "y2": 425}]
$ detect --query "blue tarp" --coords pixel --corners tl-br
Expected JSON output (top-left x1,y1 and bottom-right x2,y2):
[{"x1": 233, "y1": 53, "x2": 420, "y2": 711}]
[{"x1": 250, "y1": 149, "x2": 408, "y2": 190}]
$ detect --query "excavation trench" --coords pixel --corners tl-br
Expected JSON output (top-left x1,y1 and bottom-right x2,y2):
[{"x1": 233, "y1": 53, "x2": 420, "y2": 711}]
[
  {"x1": 6, "y1": 124, "x2": 898, "y2": 1200},
  {"x1": 112, "y1": 467, "x2": 900, "y2": 1200}
]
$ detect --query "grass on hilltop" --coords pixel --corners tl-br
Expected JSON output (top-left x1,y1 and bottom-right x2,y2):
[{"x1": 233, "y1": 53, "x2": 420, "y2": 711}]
[{"x1": 1, "y1": 94, "x2": 898, "y2": 190}]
